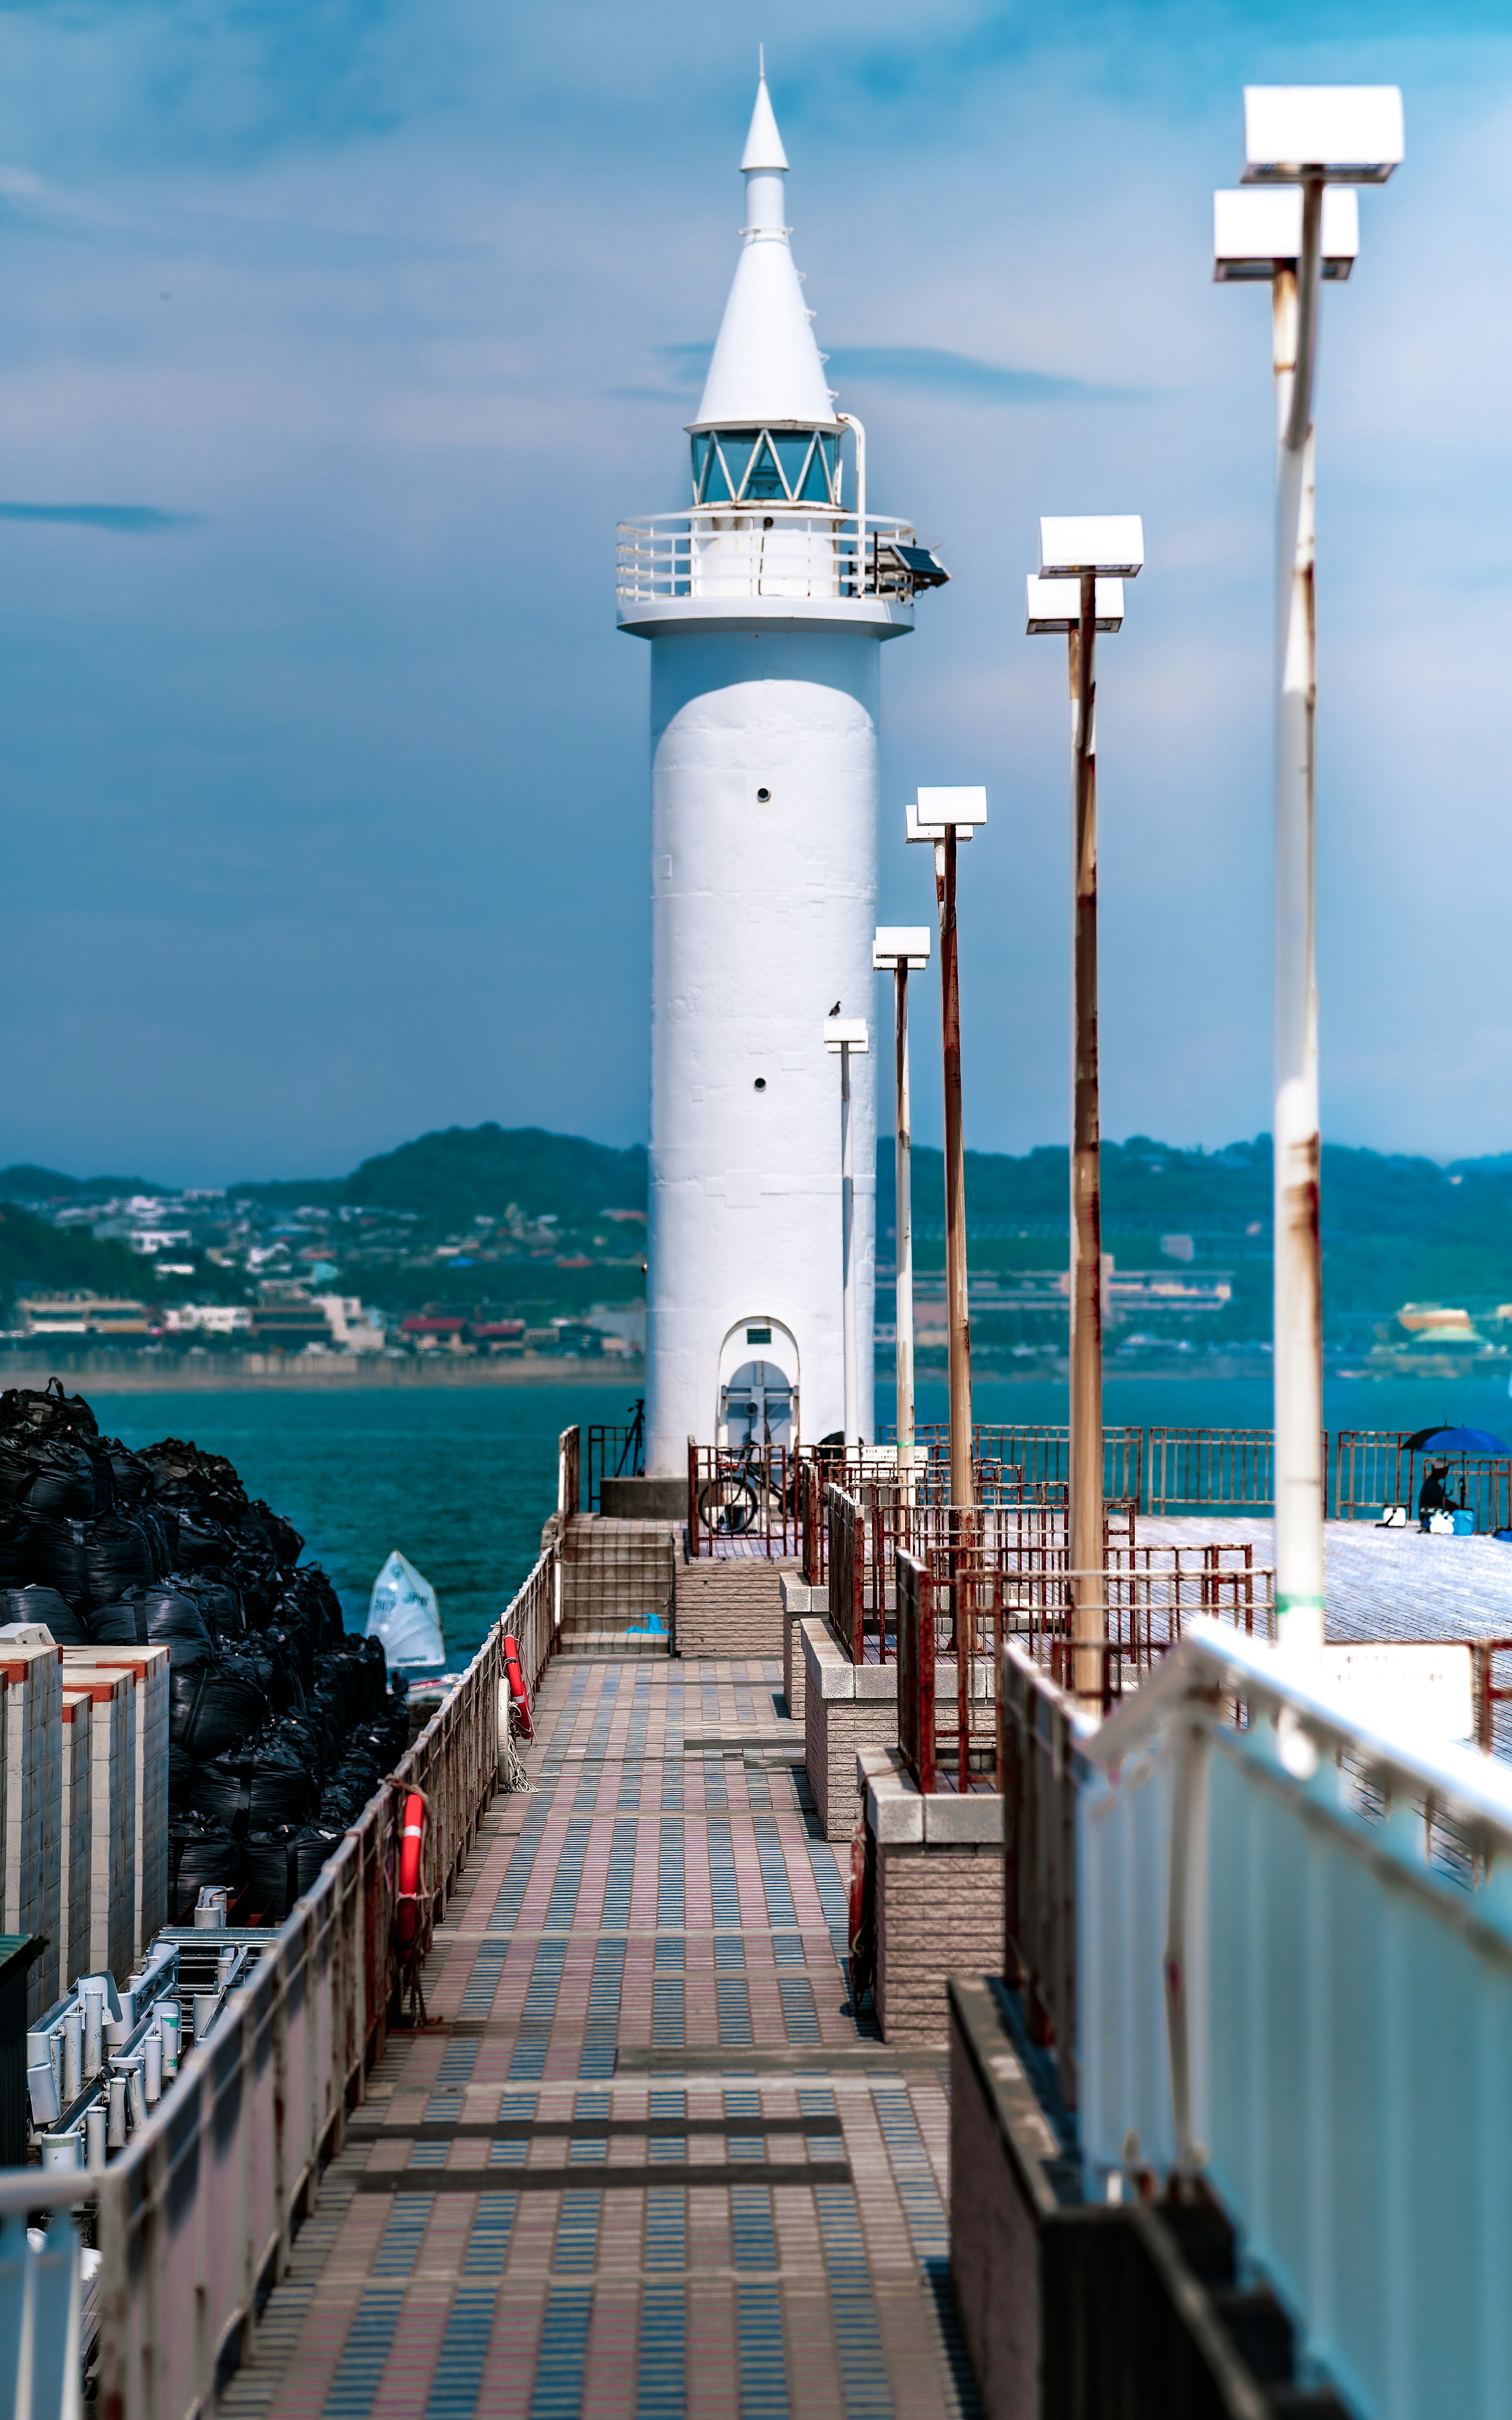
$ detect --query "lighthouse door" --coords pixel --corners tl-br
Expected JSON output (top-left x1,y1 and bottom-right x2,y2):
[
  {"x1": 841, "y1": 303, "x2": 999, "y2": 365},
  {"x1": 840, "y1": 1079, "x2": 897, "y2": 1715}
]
[{"x1": 719, "y1": 1360, "x2": 795, "y2": 1449}]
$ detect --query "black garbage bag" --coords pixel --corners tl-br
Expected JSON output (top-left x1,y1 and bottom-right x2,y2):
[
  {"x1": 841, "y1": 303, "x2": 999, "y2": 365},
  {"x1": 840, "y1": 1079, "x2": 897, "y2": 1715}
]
[
  {"x1": 99, "y1": 1439, "x2": 154, "y2": 1505},
  {"x1": 171, "y1": 1821, "x2": 244, "y2": 1914},
  {"x1": 238, "y1": 1498, "x2": 304, "y2": 1570},
  {"x1": 293, "y1": 1826, "x2": 343, "y2": 1895},
  {"x1": 0, "y1": 1379, "x2": 97, "y2": 1439},
  {"x1": 189, "y1": 1578, "x2": 245, "y2": 1641},
  {"x1": 169, "y1": 1659, "x2": 271, "y2": 1761},
  {"x1": 24, "y1": 1438, "x2": 101, "y2": 1518},
  {"x1": 84, "y1": 1513, "x2": 158, "y2": 1607},
  {"x1": 20, "y1": 1515, "x2": 91, "y2": 1608},
  {"x1": 0, "y1": 1583, "x2": 87, "y2": 1643},
  {"x1": 277, "y1": 1565, "x2": 345, "y2": 1652},
  {"x1": 189, "y1": 1738, "x2": 319, "y2": 1834},
  {"x1": 90, "y1": 1585, "x2": 214, "y2": 1667},
  {"x1": 245, "y1": 1830, "x2": 301, "y2": 1923},
  {"x1": 170, "y1": 1508, "x2": 237, "y2": 1572},
  {"x1": 0, "y1": 1443, "x2": 37, "y2": 1507},
  {"x1": 168, "y1": 1742, "x2": 193, "y2": 1807},
  {"x1": 263, "y1": 1615, "x2": 313, "y2": 1692},
  {"x1": 139, "y1": 1437, "x2": 245, "y2": 1504}
]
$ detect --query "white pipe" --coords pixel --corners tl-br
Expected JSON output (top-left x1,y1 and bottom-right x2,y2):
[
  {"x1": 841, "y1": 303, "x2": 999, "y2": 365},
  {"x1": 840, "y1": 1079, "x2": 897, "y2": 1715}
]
[
  {"x1": 841, "y1": 1039, "x2": 859, "y2": 1444},
  {"x1": 893, "y1": 964, "x2": 915, "y2": 1481},
  {"x1": 1271, "y1": 188, "x2": 1325, "y2": 1658},
  {"x1": 835, "y1": 413, "x2": 866, "y2": 585}
]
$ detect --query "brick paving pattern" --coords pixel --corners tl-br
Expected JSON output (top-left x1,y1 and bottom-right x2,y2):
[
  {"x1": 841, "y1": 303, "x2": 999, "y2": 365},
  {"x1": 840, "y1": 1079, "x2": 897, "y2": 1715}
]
[{"x1": 224, "y1": 1656, "x2": 976, "y2": 2420}]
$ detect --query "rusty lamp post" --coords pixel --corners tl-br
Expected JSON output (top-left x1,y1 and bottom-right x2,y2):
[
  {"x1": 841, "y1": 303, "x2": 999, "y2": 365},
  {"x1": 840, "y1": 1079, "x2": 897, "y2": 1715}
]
[
  {"x1": 1226, "y1": 85, "x2": 1403, "y2": 1657},
  {"x1": 874, "y1": 925, "x2": 931, "y2": 1491},
  {"x1": 1029, "y1": 520, "x2": 1142, "y2": 1690},
  {"x1": 906, "y1": 787, "x2": 987, "y2": 1509}
]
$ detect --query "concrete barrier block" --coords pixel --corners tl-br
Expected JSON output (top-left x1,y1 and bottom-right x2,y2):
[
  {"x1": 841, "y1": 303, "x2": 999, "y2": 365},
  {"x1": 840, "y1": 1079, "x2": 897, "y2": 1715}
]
[
  {"x1": 925, "y1": 1791, "x2": 1004, "y2": 1846},
  {"x1": 852, "y1": 1661, "x2": 899, "y2": 1702}
]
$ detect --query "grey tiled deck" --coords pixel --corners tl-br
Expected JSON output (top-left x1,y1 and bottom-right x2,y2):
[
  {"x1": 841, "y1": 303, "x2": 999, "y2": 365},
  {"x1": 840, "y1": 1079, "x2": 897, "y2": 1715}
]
[
  {"x1": 1146, "y1": 1516, "x2": 1512, "y2": 1642},
  {"x1": 224, "y1": 1657, "x2": 978, "y2": 2420}
]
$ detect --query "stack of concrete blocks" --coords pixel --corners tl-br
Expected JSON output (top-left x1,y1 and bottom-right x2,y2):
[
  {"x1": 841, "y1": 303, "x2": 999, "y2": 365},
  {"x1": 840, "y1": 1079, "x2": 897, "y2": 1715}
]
[
  {"x1": 70, "y1": 1666, "x2": 134, "y2": 1984},
  {"x1": 61, "y1": 1646, "x2": 170, "y2": 1958},
  {"x1": 59, "y1": 1689, "x2": 93, "y2": 1996},
  {"x1": 0, "y1": 1630, "x2": 63, "y2": 2021}
]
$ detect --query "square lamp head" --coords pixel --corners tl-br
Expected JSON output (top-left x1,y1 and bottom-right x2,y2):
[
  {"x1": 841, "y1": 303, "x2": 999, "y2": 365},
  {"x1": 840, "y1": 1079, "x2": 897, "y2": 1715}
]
[
  {"x1": 1038, "y1": 516, "x2": 1143, "y2": 578},
  {"x1": 824, "y1": 1017, "x2": 870, "y2": 1055},
  {"x1": 873, "y1": 926, "x2": 931, "y2": 971},
  {"x1": 1241, "y1": 86, "x2": 1403, "y2": 184},
  {"x1": 906, "y1": 789, "x2": 986, "y2": 844},
  {"x1": 1213, "y1": 186, "x2": 1360, "y2": 280},
  {"x1": 1026, "y1": 574, "x2": 1124, "y2": 635}
]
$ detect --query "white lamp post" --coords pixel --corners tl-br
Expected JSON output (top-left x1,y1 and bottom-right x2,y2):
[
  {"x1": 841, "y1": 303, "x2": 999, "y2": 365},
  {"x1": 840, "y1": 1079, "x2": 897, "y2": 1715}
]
[
  {"x1": 1227, "y1": 85, "x2": 1403, "y2": 1657},
  {"x1": 824, "y1": 1013, "x2": 871, "y2": 1447},
  {"x1": 1028, "y1": 525, "x2": 1141, "y2": 1688},
  {"x1": 906, "y1": 787, "x2": 987, "y2": 1508},
  {"x1": 873, "y1": 925, "x2": 931, "y2": 1484}
]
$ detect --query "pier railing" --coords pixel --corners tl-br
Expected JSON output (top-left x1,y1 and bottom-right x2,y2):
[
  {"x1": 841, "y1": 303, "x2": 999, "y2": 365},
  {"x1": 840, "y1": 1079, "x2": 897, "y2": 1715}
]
[
  {"x1": 1001, "y1": 1642, "x2": 1096, "y2": 2105},
  {"x1": 895, "y1": 1551, "x2": 1002, "y2": 1796},
  {"x1": 617, "y1": 510, "x2": 922, "y2": 606},
  {"x1": 10, "y1": 1544, "x2": 559, "y2": 2420},
  {"x1": 1078, "y1": 1620, "x2": 1512, "y2": 2420},
  {"x1": 821, "y1": 1483, "x2": 1140, "y2": 1663},
  {"x1": 908, "y1": 1422, "x2": 1144, "y2": 1507},
  {"x1": 1333, "y1": 1427, "x2": 1512, "y2": 1529},
  {"x1": 584, "y1": 1413, "x2": 645, "y2": 1511}
]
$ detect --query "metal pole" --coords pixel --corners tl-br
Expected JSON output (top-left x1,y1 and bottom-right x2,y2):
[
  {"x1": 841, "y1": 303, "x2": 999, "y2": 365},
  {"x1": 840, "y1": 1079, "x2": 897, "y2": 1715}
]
[
  {"x1": 841, "y1": 1037, "x2": 859, "y2": 1446},
  {"x1": 893, "y1": 959, "x2": 916, "y2": 1487},
  {"x1": 1272, "y1": 183, "x2": 1326, "y2": 1657},
  {"x1": 937, "y1": 827, "x2": 974, "y2": 1509},
  {"x1": 1069, "y1": 572, "x2": 1104, "y2": 1691}
]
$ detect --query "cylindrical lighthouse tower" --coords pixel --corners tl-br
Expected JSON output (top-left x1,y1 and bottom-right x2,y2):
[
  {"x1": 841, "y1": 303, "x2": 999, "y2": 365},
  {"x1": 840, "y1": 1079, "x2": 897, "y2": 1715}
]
[{"x1": 618, "y1": 70, "x2": 946, "y2": 1475}]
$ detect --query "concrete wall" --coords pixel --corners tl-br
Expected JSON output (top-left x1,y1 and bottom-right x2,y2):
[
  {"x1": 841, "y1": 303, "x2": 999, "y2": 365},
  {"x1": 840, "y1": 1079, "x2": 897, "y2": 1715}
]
[
  {"x1": 673, "y1": 1555, "x2": 788, "y2": 1658},
  {"x1": 801, "y1": 1618, "x2": 896, "y2": 1841},
  {"x1": 779, "y1": 1574, "x2": 826, "y2": 1719},
  {"x1": 862, "y1": 1748, "x2": 1004, "y2": 2045}
]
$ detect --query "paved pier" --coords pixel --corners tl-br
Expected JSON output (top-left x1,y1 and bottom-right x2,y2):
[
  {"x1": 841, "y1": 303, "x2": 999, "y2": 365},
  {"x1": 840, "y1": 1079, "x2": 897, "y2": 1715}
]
[
  {"x1": 226, "y1": 1654, "x2": 977, "y2": 2419},
  {"x1": 1147, "y1": 1516, "x2": 1512, "y2": 1642}
]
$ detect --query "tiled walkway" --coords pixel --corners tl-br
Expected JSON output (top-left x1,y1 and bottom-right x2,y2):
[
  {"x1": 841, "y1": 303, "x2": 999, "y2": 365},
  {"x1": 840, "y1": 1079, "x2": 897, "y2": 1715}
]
[
  {"x1": 225, "y1": 1655, "x2": 978, "y2": 2420},
  {"x1": 1146, "y1": 1516, "x2": 1512, "y2": 1641}
]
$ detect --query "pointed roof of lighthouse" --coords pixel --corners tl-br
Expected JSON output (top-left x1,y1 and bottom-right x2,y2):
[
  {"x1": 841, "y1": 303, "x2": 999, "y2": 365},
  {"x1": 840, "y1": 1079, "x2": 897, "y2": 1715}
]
[{"x1": 690, "y1": 66, "x2": 839, "y2": 433}]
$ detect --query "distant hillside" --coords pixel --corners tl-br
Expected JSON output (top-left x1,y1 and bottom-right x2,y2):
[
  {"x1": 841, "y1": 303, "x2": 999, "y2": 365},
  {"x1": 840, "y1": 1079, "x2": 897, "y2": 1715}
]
[
  {"x1": 238, "y1": 1123, "x2": 649, "y2": 1234},
  {"x1": 0, "y1": 1164, "x2": 166, "y2": 1203},
  {"x1": 0, "y1": 1203, "x2": 147, "y2": 1299}
]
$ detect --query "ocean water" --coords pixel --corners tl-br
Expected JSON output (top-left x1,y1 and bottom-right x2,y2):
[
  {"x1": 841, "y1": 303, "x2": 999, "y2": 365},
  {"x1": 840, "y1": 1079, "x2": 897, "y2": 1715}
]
[{"x1": 83, "y1": 1369, "x2": 1512, "y2": 1668}]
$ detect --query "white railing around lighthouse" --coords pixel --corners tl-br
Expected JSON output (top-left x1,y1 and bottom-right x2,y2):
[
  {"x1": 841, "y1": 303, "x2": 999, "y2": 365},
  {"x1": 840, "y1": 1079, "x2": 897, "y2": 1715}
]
[{"x1": 617, "y1": 510, "x2": 921, "y2": 605}]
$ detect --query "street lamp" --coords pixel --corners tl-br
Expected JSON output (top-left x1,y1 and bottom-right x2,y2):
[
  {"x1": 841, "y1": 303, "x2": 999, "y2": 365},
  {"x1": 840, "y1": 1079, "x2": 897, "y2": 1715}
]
[
  {"x1": 824, "y1": 1013, "x2": 870, "y2": 1448},
  {"x1": 1027, "y1": 523, "x2": 1141, "y2": 1686},
  {"x1": 873, "y1": 924, "x2": 931, "y2": 1486},
  {"x1": 1223, "y1": 85, "x2": 1403, "y2": 1657},
  {"x1": 906, "y1": 786, "x2": 987, "y2": 1508}
]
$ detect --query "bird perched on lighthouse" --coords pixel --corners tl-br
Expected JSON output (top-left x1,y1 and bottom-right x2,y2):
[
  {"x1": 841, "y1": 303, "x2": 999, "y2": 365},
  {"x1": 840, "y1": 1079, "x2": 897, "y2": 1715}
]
[{"x1": 617, "y1": 63, "x2": 948, "y2": 1474}]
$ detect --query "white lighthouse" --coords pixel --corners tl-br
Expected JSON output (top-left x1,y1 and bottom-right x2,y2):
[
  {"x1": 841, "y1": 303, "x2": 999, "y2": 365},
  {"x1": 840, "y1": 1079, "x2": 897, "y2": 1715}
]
[{"x1": 617, "y1": 70, "x2": 947, "y2": 1475}]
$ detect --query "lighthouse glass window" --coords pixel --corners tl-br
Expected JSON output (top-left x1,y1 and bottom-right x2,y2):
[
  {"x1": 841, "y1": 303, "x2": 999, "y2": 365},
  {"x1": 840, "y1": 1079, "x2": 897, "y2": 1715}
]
[{"x1": 691, "y1": 430, "x2": 839, "y2": 507}]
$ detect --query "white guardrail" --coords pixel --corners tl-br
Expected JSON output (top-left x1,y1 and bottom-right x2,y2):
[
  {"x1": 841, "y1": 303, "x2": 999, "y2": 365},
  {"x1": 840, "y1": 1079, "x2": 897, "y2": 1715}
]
[
  {"x1": 617, "y1": 510, "x2": 919, "y2": 604},
  {"x1": 1079, "y1": 1618, "x2": 1512, "y2": 2420},
  {"x1": 0, "y1": 1545, "x2": 559, "y2": 2420}
]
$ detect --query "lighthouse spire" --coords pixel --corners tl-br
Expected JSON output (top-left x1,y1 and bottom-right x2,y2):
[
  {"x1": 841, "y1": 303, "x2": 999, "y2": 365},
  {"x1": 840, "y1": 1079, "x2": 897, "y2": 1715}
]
[{"x1": 691, "y1": 64, "x2": 837, "y2": 431}]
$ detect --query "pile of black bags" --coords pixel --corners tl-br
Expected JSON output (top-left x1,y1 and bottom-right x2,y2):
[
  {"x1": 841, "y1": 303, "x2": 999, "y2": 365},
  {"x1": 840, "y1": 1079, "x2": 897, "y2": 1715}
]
[{"x1": 0, "y1": 1379, "x2": 408, "y2": 1924}]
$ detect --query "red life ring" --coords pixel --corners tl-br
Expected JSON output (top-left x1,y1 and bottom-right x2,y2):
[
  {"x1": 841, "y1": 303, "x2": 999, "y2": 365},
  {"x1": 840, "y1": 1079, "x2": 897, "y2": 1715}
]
[
  {"x1": 395, "y1": 1790, "x2": 426, "y2": 1950},
  {"x1": 503, "y1": 1633, "x2": 534, "y2": 1741}
]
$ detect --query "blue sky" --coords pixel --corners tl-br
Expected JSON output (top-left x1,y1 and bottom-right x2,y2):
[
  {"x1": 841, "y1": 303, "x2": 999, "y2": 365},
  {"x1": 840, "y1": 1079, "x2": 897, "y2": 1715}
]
[{"x1": 0, "y1": 0, "x2": 1509, "y2": 1182}]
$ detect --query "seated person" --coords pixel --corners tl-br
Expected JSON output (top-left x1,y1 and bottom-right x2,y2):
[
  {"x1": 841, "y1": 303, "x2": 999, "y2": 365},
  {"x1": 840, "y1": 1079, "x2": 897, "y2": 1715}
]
[{"x1": 1418, "y1": 1462, "x2": 1453, "y2": 1530}]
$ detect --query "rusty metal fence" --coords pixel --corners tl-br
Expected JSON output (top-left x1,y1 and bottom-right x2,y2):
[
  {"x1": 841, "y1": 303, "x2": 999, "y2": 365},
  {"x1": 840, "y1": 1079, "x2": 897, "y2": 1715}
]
[
  {"x1": 1145, "y1": 1426, "x2": 1332, "y2": 1516},
  {"x1": 895, "y1": 1551, "x2": 1003, "y2": 1795},
  {"x1": 686, "y1": 1440, "x2": 802, "y2": 1557},
  {"x1": 1010, "y1": 1550, "x2": 1275, "y2": 1710},
  {"x1": 11, "y1": 1543, "x2": 560, "y2": 2420},
  {"x1": 821, "y1": 1482, "x2": 1140, "y2": 1663},
  {"x1": 908, "y1": 1422, "x2": 1143, "y2": 1505}
]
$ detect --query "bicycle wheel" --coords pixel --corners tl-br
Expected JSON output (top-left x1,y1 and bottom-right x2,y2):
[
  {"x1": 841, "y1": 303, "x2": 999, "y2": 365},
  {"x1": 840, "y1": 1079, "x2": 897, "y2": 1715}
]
[{"x1": 699, "y1": 1476, "x2": 758, "y2": 1535}]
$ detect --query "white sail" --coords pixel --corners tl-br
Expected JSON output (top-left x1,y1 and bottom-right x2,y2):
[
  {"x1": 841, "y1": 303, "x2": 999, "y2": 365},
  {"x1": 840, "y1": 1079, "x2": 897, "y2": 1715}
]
[{"x1": 366, "y1": 1549, "x2": 445, "y2": 1668}]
